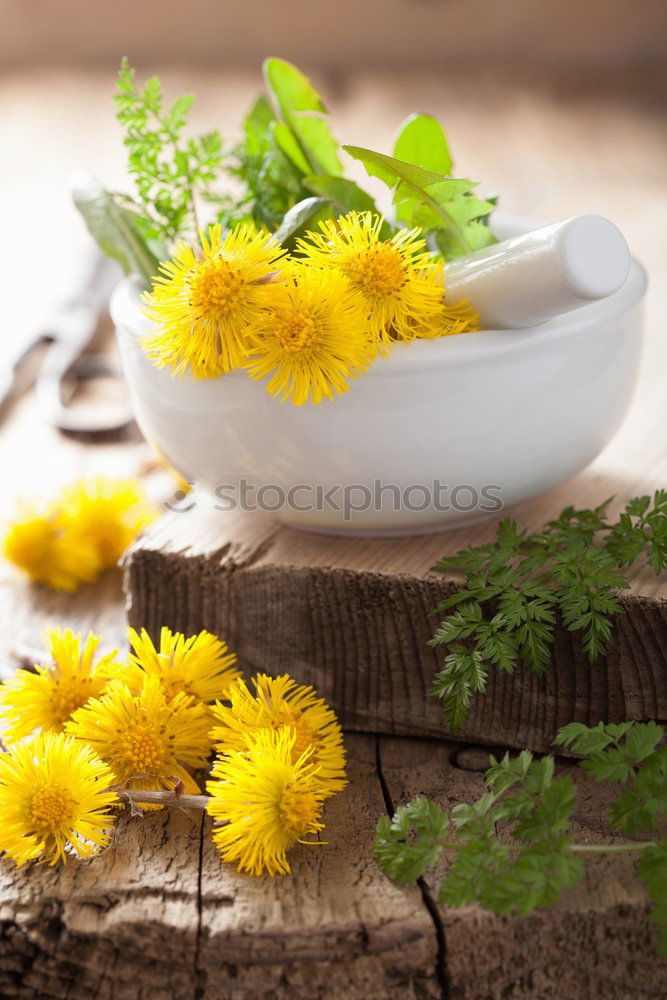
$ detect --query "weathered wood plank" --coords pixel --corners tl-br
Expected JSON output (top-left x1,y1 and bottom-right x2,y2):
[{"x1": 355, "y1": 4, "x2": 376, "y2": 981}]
[
  {"x1": 0, "y1": 808, "x2": 203, "y2": 999},
  {"x1": 378, "y1": 736, "x2": 667, "y2": 1000},
  {"x1": 124, "y1": 501, "x2": 667, "y2": 753},
  {"x1": 197, "y1": 734, "x2": 440, "y2": 1000}
]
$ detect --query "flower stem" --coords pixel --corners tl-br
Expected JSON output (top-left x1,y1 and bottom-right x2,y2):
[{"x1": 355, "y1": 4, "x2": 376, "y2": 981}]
[
  {"x1": 568, "y1": 840, "x2": 655, "y2": 855},
  {"x1": 117, "y1": 789, "x2": 209, "y2": 810},
  {"x1": 436, "y1": 839, "x2": 655, "y2": 855}
]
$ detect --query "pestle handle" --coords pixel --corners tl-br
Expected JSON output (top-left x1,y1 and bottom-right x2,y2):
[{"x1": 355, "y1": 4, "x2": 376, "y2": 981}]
[{"x1": 444, "y1": 215, "x2": 631, "y2": 329}]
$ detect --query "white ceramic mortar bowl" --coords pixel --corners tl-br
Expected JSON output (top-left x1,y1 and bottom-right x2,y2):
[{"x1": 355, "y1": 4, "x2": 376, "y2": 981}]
[{"x1": 111, "y1": 219, "x2": 647, "y2": 535}]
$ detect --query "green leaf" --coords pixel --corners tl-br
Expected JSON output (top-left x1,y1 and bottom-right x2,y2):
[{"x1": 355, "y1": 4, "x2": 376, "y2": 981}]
[
  {"x1": 393, "y1": 113, "x2": 452, "y2": 174},
  {"x1": 113, "y1": 60, "x2": 223, "y2": 243},
  {"x1": 637, "y1": 839, "x2": 667, "y2": 956},
  {"x1": 71, "y1": 171, "x2": 159, "y2": 286},
  {"x1": 273, "y1": 196, "x2": 331, "y2": 245},
  {"x1": 374, "y1": 797, "x2": 448, "y2": 884},
  {"x1": 244, "y1": 96, "x2": 275, "y2": 155},
  {"x1": 608, "y1": 744, "x2": 667, "y2": 834},
  {"x1": 264, "y1": 56, "x2": 328, "y2": 117},
  {"x1": 554, "y1": 722, "x2": 617, "y2": 756},
  {"x1": 445, "y1": 220, "x2": 497, "y2": 253},
  {"x1": 428, "y1": 493, "x2": 667, "y2": 731},
  {"x1": 343, "y1": 144, "x2": 475, "y2": 255},
  {"x1": 303, "y1": 174, "x2": 377, "y2": 215},
  {"x1": 272, "y1": 122, "x2": 311, "y2": 174},
  {"x1": 345, "y1": 145, "x2": 472, "y2": 204},
  {"x1": 263, "y1": 57, "x2": 342, "y2": 176},
  {"x1": 376, "y1": 731, "x2": 666, "y2": 958},
  {"x1": 292, "y1": 118, "x2": 342, "y2": 176}
]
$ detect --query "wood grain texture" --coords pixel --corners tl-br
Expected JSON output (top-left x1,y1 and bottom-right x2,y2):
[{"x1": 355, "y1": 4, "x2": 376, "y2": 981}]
[
  {"x1": 125, "y1": 501, "x2": 667, "y2": 753},
  {"x1": 0, "y1": 737, "x2": 443, "y2": 1000},
  {"x1": 196, "y1": 734, "x2": 440, "y2": 1000},
  {"x1": 378, "y1": 736, "x2": 667, "y2": 1000},
  {"x1": 0, "y1": 809, "x2": 202, "y2": 999},
  {"x1": 1, "y1": 733, "x2": 662, "y2": 1000}
]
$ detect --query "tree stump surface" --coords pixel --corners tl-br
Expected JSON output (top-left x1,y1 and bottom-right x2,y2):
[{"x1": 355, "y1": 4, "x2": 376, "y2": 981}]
[
  {"x1": 1, "y1": 731, "x2": 666, "y2": 999},
  {"x1": 124, "y1": 493, "x2": 667, "y2": 755}
]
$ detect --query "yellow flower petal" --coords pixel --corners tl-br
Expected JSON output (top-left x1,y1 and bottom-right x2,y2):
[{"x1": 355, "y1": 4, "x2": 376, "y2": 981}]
[
  {"x1": 211, "y1": 673, "x2": 346, "y2": 796},
  {"x1": 3, "y1": 477, "x2": 154, "y2": 592},
  {"x1": 207, "y1": 726, "x2": 326, "y2": 877},
  {"x1": 246, "y1": 263, "x2": 373, "y2": 405},
  {"x1": 296, "y1": 211, "x2": 477, "y2": 345},
  {"x1": 0, "y1": 629, "x2": 119, "y2": 744},
  {"x1": 58, "y1": 477, "x2": 156, "y2": 568},
  {"x1": 142, "y1": 223, "x2": 285, "y2": 379},
  {"x1": 3, "y1": 505, "x2": 100, "y2": 592},
  {"x1": 0, "y1": 731, "x2": 117, "y2": 866},
  {"x1": 65, "y1": 675, "x2": 212, "y2": 805},
  {"x1": 118, "y1": 626, "x2": 241, "y2": 708}
]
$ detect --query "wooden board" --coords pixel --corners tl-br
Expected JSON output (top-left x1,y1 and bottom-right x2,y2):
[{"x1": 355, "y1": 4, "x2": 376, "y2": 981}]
[
  {"x1": 2, "y1": 732, "x2": 666, "y2": 999},
  {"x1": 378, "y1": 736, "x2": 667, "y2": 1000},
  {"x1": 124, "y1": 490, "x2": 667, "y2": 753}
]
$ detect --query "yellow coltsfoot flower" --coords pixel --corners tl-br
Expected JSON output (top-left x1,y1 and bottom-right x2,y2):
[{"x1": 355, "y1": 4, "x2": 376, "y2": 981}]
[
  {"x1": 207, "y1": 726, "x2": 326, "y2": 877},
  {"x1": 66, "y1": 674, "x2": 213, "y2": 802},
  {"x1": 3, "y1": 477, "x2": 154, "y2": 592},
  {"x1": 0, "y1": 732, "x2": 118, "y2": 866},
  {"x1": 246, "y1": 263, "x2": 372, "y2": 405},
  {"x1": 404, "y1": 266, "x2": 479, "y2": 341},
  {"x1": 58, "y1": 478, "x2": 156, "y2": 568},
  {"x1": 297, "y1": 211, "x2": 475, "y2": 345},
  {"x1": 120, "y1": 626, "x2": 241, "y2": 708},
  {"x1": 142, "y1": 223, "x2": 285, "y2": 379},
  {"x1": 0, "y1": 629, "x2": 119, "y2": 744},
  {"x1": 3, "y1": 503, "x2": 100, "y2": 592},
  {"x1": 211, "y1": 673, "x2": 346, "y2": 796}
]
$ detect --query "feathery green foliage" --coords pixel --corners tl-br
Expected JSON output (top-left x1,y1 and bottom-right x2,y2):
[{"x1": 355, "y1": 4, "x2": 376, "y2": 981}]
[
  {"x1": 375, "y1": 721, "x2": 667, "y2": 954},
  {"x1": 76, "y1": 57, "x2": 496, "y2": 273},
  {"x1": 114, "y1": 57, "x2": 224, "y2": 242},
  {"x1": 429, "y1": 492, "x2": 667, "y2": 730}
]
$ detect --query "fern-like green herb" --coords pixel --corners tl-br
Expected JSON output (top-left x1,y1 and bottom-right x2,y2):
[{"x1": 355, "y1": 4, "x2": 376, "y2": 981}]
[
  {"x1": 374, "y1": 721, "x2": 667, "y2": 955},
  {"x1": 77, "y1": 57, "x2": 495, "y2": 272},
  {"x1": 114, "y1": 57, "x2": 224, "y2": 243},
  {"x1": 429, "y1": 492, "x2": 667, "y2": 730}
]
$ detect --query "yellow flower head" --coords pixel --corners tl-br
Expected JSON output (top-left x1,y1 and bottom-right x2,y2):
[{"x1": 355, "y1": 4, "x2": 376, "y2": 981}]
[
  {"x1": 207, "y1": 725, "x2": 326, "y2": 877},
  {"x1": 246, "y1": 263, "x2": 372, "y2": 405},
  {"x1": 3, "y1": 503, "x2": 100, "y2": 592},
  {"x1": 58, "y1": 478, "x2": 156, "y2": 568},
  {"x1": 211, "y1": 673, "x2": 346, "y2": 796},
  {"x1": 120, "y1": 626, "x2": 241, "y2": 707},
  {"x1": 297, "y1": 211, "x2": 475, "y2": 344},
  {"x1": 65, "y1": 675, "x2": 212, "y2": 800},
  {"x1": 408, "y1": 267, "x2": 479, "y2": 341},
  {"x1": 142, "y1": 223, "x2": 285, "y2": 379},
  {"x1": 0, "y1": 629, "x2": 119, "y2": 744},
  {"x1": 0, "y1": 731, "x2": 117, "y2": 866}
]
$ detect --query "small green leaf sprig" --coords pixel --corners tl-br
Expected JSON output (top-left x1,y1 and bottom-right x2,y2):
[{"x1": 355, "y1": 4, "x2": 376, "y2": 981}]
[
  {"x1": 429, "y1": 492, "x2": 667, "y2": 731},
  {"x1": 114, "y1": 57, "x2": 224, "y2": 244},
  {"x1": 74, "y1": 57, "x2": 497, "y2": 284},
  {"x1": 375, "y1": 721, "x2": 667, "y2": 956}
]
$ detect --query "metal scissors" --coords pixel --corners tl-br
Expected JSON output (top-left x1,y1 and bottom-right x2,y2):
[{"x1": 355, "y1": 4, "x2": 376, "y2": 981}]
[{"x1": 0, "y1": 251, "x2": 135, "y2": 439}]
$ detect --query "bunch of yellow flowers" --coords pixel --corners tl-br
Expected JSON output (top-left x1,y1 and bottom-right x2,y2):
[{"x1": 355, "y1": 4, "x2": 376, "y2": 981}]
[
  {"x1": 0, "y1": 627, "x2": 346, "y2": 876},
  {"x1": 3, "y1": 477, "x2": 156, "y2": 592},
  {"x1": 142, "y1": 211, "x2": 477, "y2": 405}
]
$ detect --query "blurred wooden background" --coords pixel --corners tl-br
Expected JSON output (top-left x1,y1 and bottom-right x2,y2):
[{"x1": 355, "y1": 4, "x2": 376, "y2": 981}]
[{"x1": 2, "y1": 0, "x2": 666, "y2": 90}]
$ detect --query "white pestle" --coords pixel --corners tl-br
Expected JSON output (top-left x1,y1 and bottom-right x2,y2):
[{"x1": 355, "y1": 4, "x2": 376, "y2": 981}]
[{"x1": 443, "y1": 215, "x2": 631, "y2": 329}]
